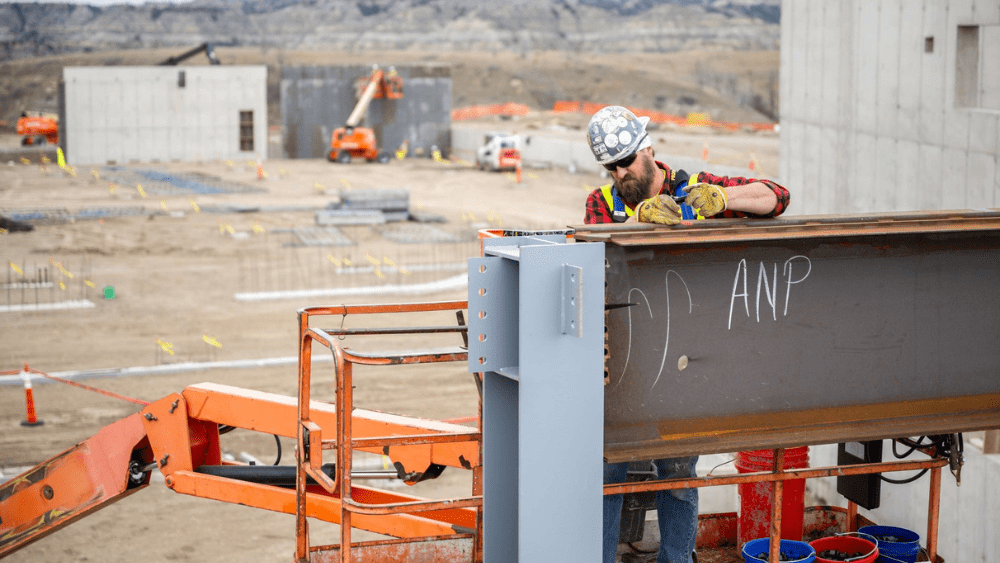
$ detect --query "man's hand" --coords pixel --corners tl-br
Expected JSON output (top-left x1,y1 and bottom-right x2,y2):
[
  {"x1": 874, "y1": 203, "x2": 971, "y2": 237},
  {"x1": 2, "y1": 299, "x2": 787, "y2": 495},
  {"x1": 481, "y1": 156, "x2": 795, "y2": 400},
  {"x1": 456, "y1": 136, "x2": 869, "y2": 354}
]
[
  {"x1": 685, "y1": 183, "x2": 728, "y2": 217},
  {"x1": 636, "y1": 195, "x2": 682, "y2": 225}
]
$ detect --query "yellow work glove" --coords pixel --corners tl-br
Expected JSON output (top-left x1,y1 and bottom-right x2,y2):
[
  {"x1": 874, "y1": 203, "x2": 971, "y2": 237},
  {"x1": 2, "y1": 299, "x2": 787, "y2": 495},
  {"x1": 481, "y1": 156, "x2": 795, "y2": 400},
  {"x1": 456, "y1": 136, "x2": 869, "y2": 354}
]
[
  {"x1": 636, "y1": 195, "x2": 682, "y2": 225},
  {"x1": 685, "y1": 183, "x2": 728, "y2": 217}
]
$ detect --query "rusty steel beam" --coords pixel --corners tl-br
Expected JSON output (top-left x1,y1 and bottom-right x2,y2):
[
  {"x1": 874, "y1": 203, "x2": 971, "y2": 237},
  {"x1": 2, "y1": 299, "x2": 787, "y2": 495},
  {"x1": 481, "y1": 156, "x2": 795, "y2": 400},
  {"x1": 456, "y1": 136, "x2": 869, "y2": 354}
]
[{"x1": 574, "y1": 210, "x2": 1000, "y2": 460}]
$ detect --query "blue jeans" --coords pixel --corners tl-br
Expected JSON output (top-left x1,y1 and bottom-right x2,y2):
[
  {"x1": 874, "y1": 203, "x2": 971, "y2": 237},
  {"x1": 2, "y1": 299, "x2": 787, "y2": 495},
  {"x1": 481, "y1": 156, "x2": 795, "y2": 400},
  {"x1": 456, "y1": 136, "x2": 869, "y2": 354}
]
[{"x1": 603, "y1": 456, "x2": 699, "y2": 563}]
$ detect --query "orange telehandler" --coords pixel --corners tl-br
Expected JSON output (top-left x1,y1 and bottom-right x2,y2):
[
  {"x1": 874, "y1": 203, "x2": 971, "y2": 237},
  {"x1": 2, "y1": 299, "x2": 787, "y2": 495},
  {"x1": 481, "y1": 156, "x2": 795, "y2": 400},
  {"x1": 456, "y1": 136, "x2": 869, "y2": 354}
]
[
  {"x1": 328, "y1": 66, "x2": 403, "y2": 164},
  {"x1": 15, "y1": 111, "x2": 58, "y2": 146}
]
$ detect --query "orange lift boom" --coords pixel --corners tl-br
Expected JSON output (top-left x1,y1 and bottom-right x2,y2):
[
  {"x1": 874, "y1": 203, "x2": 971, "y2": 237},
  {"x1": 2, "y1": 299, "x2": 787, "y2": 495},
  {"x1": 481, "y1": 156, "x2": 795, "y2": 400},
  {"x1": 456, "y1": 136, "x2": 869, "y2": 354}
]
[{"x1": 1, "y1": 301, "x2": 481, "y2": 563}]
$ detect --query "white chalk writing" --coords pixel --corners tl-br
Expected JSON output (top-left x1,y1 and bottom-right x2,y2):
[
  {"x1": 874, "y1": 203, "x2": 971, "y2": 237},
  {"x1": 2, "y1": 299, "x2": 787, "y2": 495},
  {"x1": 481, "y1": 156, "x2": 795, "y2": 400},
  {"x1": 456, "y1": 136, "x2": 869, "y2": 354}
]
[
  {"x1": 729, "y1": 256, "x2": 811, "y2": 329},
  {"x1": 614, "y1": 271, "x2": 692, "y2": 390}
]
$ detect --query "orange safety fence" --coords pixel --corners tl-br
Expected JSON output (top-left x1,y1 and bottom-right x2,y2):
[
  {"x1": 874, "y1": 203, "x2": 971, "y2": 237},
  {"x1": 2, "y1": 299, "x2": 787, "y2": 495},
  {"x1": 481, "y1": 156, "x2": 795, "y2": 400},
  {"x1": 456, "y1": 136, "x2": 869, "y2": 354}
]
[
  {"x1": 451, "y1": 102, "x2": 530, "y2": 121},
  {"x1": 552, "y1": 100, "x2": 777, "y2": 132}
]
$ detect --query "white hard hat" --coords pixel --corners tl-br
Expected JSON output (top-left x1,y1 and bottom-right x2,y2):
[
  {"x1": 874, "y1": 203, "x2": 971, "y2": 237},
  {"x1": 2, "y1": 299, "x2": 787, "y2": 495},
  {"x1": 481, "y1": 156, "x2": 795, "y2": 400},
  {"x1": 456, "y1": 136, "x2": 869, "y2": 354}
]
[{"x1": 587, "y1": 106, "x2": 651, "y2": 166}]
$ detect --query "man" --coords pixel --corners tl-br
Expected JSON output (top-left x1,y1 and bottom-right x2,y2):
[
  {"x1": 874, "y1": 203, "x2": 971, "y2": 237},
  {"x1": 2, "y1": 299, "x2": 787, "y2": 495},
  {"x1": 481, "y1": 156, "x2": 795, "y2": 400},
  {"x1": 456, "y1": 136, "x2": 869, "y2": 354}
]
[
  {"x1": 585, "y1": 106, "x2": 789, "y2": 226},
  {"x1": 585, "y1": 106, "x2": 789, "y2": 563}
]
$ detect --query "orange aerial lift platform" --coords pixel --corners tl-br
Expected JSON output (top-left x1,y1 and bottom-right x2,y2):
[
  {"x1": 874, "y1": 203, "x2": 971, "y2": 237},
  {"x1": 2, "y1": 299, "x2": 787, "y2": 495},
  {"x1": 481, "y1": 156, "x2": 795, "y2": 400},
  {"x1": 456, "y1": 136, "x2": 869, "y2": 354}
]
[{"x1": 328, "y1": 66, "x2": 403, "y2": 164}]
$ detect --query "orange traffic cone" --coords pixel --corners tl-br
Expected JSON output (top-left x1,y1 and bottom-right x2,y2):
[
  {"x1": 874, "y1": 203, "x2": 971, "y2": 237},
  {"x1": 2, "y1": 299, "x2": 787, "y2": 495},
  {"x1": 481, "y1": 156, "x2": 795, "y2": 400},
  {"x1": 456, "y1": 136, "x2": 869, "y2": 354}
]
[
  {"x1": 256, "y1": 163, "x2": 264, "y2": 180},
  {"x1": 702, "y1": 141, "x2": 709, "y2": 162},
  {"x1": 749, "y1": 152, "x2": 757, "y2": 173},
  {"x1": 515, "y1": 161, "x2": 522, "y2": 184},
  {"x1": 20, "y1": 366, "x2": 43, "y2": 427}
]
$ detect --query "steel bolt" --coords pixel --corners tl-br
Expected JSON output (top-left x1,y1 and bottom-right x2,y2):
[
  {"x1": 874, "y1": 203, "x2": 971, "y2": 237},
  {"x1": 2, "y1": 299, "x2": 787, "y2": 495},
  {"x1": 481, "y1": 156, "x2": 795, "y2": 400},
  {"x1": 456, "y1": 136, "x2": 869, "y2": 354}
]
[
  {"x1": 144, "y1": 413, "x2": 157, "y2": 421},
  {"x1": 42, "y1": 484, "x2": 54, "y2": 500}
]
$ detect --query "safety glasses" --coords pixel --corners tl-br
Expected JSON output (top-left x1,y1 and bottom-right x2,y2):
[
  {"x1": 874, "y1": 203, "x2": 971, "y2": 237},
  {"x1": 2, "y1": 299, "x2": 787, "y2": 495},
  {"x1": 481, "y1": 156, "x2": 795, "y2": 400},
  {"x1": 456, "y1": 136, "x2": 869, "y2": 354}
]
[{"x1": 603, "y1": 151, "x2": 638, "y2": 171}]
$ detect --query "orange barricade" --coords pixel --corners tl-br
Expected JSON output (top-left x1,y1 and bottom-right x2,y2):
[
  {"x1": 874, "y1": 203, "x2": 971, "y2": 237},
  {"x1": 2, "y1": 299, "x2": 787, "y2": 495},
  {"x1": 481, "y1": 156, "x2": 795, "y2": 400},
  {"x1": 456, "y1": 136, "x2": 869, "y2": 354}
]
[
  {"x1": 551, "y1": 100, "x2": 776, "y2": 132},
  {"x1": 451, "y1": 102, "x2": 530, "y2": 121}
]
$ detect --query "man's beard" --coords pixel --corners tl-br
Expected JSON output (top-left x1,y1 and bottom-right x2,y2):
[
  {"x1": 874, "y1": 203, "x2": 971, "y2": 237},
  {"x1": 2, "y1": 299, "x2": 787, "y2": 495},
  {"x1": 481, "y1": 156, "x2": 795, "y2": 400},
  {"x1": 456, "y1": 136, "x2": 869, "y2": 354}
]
[{"x1": 615, "y1": 157, "x2": 657, "y2": 208}]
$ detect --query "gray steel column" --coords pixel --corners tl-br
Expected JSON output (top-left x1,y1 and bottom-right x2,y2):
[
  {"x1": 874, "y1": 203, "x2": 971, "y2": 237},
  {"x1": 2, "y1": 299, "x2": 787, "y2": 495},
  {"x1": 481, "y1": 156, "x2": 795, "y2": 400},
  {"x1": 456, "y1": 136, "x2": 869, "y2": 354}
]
[{"x1": 470, "y1": 234, "x2": 605, "y2": 563}]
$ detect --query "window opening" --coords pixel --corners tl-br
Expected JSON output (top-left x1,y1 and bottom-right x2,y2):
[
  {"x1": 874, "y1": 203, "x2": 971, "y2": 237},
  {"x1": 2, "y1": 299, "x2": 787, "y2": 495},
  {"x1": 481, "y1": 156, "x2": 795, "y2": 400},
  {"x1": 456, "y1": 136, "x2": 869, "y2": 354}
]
[
  {"x1": 239, "y1": 110, "x2": 254, "y2": 151},
  {"x1": 956, "y1": 25, "x2": 1000, "y2": 110}
]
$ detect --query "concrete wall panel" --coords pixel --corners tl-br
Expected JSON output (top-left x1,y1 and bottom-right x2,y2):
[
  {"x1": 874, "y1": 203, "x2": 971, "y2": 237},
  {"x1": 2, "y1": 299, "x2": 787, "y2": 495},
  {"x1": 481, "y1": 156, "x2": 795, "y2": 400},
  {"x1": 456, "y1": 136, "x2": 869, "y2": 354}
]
[
  {"x1": 943, "y1": 107, "x2": 972, "y2": 151},
  {"x1": 919, "y1": 0, "x2": 948, "y2": 144},
  {"x1": 874, "y1": 136, "x2": 897, "y2": 209},
  {"x1": 942, "y1": 147, "x2": 969, "y2": 206},
  {"x1": 974, "y1": 0, "x2": 1000, "y2": 23},
  {"x1": 850, "y1": 133, "x2": 877, "y2": 214},
  {"x1": 917, "y1": 143, "x2": 944, "y2": 209},
  {"x1": 895, "y1": 139, "x2": 920, "y2": 209},
  {"x1": 789, "y1": 0, "x2": 810, "y2": 124},
  {"x1": 817, "y1": 126, "x2": 838, "y2": 213},
  {"x1": 996, "y1": 151, "x2": 1000, "y2": 207},
  {"x1": 897, "y1": 0, "x2": 923, "y2": 142},
  {"x1": 969, "y1": 112, "x2": 999, "y2": 155},
  {"x1": 856, "y1": 2, "x2": 880, "y2": 136},
  {"x1": 982, "y1": 26, "x2": 1000, "y2": 111},
  {"x1": 281, "y1": 65, "x2": 451, "y2": 160},
  {"x1": 779, "y1": 0, "x2": 794, "y2": 123},
  {"x1": 876, "y1": 0, "x2": 901, "y2": 135},
  {"x1": 967, "y1": 151, "x2": 996, "y2": 207},
  {"x1": 783, "y1": 0, "x2": 1000, "y2": 217},
  {"x1": 63, "y1": 66, "x2": 266, "y2": 166},
  {"x1": 785, "y1": 121, "x2": 809, "y2": 212},
  {"x1": 805, "y1": 0, "x2": 824, "y2": 125},
  {"x1": 819, "y1": 0, "x2": 841, "y2": 128}
]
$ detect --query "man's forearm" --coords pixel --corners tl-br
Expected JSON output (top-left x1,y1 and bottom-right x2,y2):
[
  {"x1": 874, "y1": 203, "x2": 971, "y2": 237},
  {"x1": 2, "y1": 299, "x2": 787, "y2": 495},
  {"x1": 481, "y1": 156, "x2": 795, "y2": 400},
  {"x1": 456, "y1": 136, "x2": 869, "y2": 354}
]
[{"x1": 724, "y1": 182, "x2": 779, "y2": 215}]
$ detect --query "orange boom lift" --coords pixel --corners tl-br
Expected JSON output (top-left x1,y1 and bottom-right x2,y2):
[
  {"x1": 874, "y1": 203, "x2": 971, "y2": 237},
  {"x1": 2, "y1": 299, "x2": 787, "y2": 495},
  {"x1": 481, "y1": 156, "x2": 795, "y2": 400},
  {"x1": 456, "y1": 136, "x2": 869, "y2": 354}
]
[
  {"x1": 328, "y1": 66, "x2": 403, "y2": 164},
  {"x1": 15, "y1": 111, "x2": 58, "y2": 146},
  {"x1": 1, "y1": 301, "x2": 482, "y2": 563}
]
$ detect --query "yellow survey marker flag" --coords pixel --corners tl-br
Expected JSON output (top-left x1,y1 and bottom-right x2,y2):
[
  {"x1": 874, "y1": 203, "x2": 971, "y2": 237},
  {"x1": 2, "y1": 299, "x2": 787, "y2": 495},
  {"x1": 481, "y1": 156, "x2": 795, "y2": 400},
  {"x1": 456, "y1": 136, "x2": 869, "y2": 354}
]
[{"x1": 202, "y1": 334, "x2": 222, "y2": 348}]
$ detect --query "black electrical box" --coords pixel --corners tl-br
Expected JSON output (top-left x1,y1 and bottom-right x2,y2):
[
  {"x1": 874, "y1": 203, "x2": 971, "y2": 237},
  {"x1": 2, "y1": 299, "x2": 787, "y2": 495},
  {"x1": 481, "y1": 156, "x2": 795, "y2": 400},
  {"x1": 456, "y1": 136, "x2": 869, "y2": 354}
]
[
  {"x1": 837, "y1": 440, "x2": 883, "y2": 510},
  {"x1": 619, "y1": 461, "x2": 657, "y2": 544}
]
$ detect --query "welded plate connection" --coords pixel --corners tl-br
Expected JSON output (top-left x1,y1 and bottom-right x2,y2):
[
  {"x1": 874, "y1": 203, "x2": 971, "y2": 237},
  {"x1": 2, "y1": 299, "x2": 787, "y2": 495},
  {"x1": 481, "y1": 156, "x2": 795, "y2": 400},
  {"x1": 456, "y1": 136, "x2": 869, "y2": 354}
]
[{"x1": 575, "y1": 210, "x2": 1000, "y2": 460}]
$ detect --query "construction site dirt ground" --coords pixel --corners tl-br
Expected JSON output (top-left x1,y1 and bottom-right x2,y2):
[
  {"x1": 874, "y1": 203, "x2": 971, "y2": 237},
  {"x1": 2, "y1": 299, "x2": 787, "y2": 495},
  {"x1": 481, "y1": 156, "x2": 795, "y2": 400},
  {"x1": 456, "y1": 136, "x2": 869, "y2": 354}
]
[{"x1": 0, "y1": 124, "x2": 779, "y2": 562}]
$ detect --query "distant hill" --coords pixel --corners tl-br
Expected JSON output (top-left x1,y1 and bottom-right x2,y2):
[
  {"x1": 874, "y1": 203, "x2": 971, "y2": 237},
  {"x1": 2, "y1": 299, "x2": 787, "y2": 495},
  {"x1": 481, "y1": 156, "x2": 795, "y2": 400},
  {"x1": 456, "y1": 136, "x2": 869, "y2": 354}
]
[{"x1": 0, "y1": 0, "x2": 779, "y2": 61}]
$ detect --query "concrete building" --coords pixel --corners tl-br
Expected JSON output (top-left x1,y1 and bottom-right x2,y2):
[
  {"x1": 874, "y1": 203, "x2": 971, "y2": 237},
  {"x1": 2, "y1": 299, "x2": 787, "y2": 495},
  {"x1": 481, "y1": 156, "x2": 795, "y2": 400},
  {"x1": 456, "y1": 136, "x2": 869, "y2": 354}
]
[
  {"x1": 781, "y1": 2, "x2": 1000, "y2": 560},
  {"x1": 780, "y1": 0, "x2": 1000, "y2": 215},
  {"x1": 61, "y1": 66, "x2": 267, "y2": 166},
  {"x1": 280, "y1": 65, "x2": 451, "y2": 160}
]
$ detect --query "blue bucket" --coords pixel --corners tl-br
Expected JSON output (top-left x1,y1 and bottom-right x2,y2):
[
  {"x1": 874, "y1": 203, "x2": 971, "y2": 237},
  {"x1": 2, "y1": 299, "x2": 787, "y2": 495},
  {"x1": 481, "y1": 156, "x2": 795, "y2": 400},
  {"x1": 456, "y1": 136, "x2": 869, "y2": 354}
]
[
  {"x1": 859, "y1": 526, "x2": 920, "y2": 563},
  {"x1": 741, "y1": 538, "x2": 816, "y2": 563}
]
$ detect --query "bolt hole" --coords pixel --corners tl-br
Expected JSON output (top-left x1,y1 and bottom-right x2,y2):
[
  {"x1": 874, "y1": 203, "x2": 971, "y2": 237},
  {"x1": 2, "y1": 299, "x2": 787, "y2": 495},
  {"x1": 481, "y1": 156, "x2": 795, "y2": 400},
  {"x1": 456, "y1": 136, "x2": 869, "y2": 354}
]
[
  {"x1": 478, "y1": 333, "x2": 487, "y2": 342},
  {"x1": 478, "y1": 310, "x2": 487, "y2": 319},
  {"x1": 478, "y1": 357, "x2": 486, "y2": 365},
  {"x1": 478, "y1": 287, "x2": 487, "y2": 296},
  {"x1": 479, "y1": 264, "x2": 487, "y2": 273}
]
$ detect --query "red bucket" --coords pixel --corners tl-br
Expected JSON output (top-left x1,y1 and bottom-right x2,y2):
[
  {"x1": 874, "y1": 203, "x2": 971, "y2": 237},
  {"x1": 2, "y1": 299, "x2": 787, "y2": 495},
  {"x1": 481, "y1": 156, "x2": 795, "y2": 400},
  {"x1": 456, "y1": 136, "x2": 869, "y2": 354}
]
[
  {"x1": 736, "y1": 447, "x2": 809, "y2": 543},
  {"x1": 810, "y1": 533, "x2": 879, "y2": 563}
]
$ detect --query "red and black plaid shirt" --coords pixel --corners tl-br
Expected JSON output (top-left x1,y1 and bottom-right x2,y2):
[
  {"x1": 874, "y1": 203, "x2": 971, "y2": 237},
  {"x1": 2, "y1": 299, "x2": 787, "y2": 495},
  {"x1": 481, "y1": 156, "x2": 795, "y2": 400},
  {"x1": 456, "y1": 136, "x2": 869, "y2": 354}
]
[{"x1": 584, "y1": 161, "x2": 790, "y2": 224}]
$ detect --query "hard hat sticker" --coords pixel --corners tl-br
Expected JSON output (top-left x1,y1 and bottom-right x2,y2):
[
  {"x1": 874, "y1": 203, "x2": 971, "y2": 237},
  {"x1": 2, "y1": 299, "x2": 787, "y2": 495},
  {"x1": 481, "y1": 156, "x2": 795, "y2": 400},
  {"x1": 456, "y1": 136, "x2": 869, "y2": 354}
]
[{"x1": 604, "y1": 133, "x2": 619, "y2": 148}]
